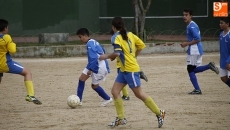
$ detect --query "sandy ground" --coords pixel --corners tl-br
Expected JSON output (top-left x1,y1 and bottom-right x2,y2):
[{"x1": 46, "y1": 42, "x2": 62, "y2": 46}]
[{"x1": 0, "y1": 52, "x2": 229, "y2": 130}]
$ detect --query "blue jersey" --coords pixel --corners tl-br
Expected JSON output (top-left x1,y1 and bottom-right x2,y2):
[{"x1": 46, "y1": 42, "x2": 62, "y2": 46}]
[
  {"x1": 86, "y1": 39, "x2": 110, "y2": 74},
  {"x1": 219, "y1": 31, "x2": 230, "y2": 69},
  {"x1": 186, "y1": 21, "x2": 203, "y2": 55}
]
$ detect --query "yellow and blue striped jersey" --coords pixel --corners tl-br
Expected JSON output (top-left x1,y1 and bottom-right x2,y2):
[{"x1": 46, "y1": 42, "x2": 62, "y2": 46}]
[
  {"x1": 111, "y1": 32, "x2": 145, "y2": 72},
  {"x1": 0, "y1": 34, "x2": 16, "y2": 72}
]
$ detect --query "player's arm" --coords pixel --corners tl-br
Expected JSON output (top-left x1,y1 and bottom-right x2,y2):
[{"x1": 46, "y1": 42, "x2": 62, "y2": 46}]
[
  {"x1": 226, "y1": 37, "x2": 230, "y2": 71},
  {"x1": 133, "y1": 33, "x2": 146, "y2": 57},
  {"x1": 5, "y1": 35, "x2": 16, "y2": 54},
  {"x1": 181, "y1": 27, "x2": 200, "y2": 47},
  {"x1": 85, "y1": 42, "x2": 98, "y2": 71},
  {"x1": 99, "y1": 43, "x2": 121, "y2": 60}
]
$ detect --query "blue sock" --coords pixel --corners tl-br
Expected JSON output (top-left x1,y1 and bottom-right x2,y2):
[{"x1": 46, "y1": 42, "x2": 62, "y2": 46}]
[
  {"x1": 77, "y1": 80, "x2": 85, "y2": 101},
  {"x1": 225, "y1": 79, "x2": 230, "y2": 87},
  {"x1": 194, "y1": 65, "x2": 209, "y2": 73},
  {"x1": 189, "y1": 72, "x2": 201, "y2": 90},
  {"x1": 94, "y1": 86, "x2": 110, "y2": 100}
]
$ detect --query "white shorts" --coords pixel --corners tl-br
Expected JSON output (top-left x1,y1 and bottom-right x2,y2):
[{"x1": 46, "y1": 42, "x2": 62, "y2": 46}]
[
  {"x1": 219, "y1": 68, "x2": 230, "y2": 77},
  {"x1": 82, "y1": 68, "x2": 108, "y2": 85},
  {"x1": 186, "y1": 55, "x2": 202, "y2": 66}
]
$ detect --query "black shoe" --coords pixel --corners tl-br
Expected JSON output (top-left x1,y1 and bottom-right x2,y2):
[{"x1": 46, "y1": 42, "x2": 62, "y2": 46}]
[
  {"x1": 139, "y1": 71, "x2": 148, "y2": 82},
  {"x1": 188, "y1": 89, "x2": 202, "y2": 95},
  {"x1": 121, "y1": 95, "x2": 130, "y2": 100}
]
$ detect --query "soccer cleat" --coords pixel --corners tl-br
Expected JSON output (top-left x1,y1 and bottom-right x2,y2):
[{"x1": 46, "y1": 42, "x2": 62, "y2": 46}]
[
  {"x1": 122, "y1": 95, "x2": 130, "y2": 100},
  {"x1": 156, "y1": 110, "x2": 165, "y2": 128},
  {"x1": 25, "y1": 95, "x2": 42, "y2": 105},
  {"x1": 101, "y1": 98, "x2": 113, "y2": 107},
  {"x1": 188, "y1": 89, "x2": 202, "y2": 95},
  {"x1": 208, "y1": 62, "x2": 219, "y2": 74},
  {"x1": 108, "y1": 117, "x2": 127, "y2": 127},
  {"x1": 79, "y1": 102, "x2": 82, "y2": 106},
  {"x1": 139, "y1": 71, "x2": 148, "y2": 82}
]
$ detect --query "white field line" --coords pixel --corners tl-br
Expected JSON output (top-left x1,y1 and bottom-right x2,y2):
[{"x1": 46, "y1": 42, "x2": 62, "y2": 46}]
[{"x1": 14, "y1": 54, "x2": 219, "y2": 63}]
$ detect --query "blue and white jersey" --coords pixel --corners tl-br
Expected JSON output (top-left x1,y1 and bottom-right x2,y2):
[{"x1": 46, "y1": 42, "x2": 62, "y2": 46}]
[
  {"x1": 219, "y1": 31, "x2": 230, "y2": 69},
  {"x1": 186, "y1": 21, "x2": 203, "y2": 55},
  {"x1": 86, "y1": 39, "x2": 110, "y2": 74}
]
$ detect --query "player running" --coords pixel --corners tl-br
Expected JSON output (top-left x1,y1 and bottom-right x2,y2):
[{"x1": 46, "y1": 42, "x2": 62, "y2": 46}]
[
  {"x1": 0, "y1": 19, "x2": 42, "y2": 105},
  {"x1": 75, "y1": 28, "x2": 113, "y2": 106},
  {"x1": 99, "y1": 16, "x2": 165, "y2": 128},
  {"x1": 180, "y1": 8, "x2": 219, "y2": 94}
]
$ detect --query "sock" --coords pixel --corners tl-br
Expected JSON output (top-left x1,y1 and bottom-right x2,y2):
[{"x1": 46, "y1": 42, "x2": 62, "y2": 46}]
[
  {"x1": 114, "y1": 98, "x2": 125, "y2": 119},
  {"x1": 225, "y1": 79, "x2": 230, "y2": 87},
  {"x1": 189, "y1": 72, "x2": 200, "y2": 90},
  {"x1": 94, "y1": 86, "x2": 110, "y2": 100},
  {"x1": 25, "y1": 81, "x2": 35, "y2": 96},
  {"x1": 144, "y1": 96, "x2": 161, "y2": 115},
  {"x1": 77, "y1": 80, "x2": 85, "y2": 102},
  {"x1": 194, "y1": 65, "x2": 209, "y2": 73},
  {"x1": 121, "y1": 86, "x2": 129, "y2": 97}
]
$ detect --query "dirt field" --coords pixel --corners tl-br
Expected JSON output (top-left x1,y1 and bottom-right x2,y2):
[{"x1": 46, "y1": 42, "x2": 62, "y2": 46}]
[{"x1": 0, "y1": 53, "x2": 229, "y2": 130}]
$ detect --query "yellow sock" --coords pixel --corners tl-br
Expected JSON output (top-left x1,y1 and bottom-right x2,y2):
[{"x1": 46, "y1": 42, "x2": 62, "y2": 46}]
[
  {"x1": 25, "y1": 81, "x2": 35, "y2": 96},
  {"x1": 144, "y1": 96, "x2": 160, "y2": 115},
  {"x1": 114, "y1": 98, "x2": 125, "y2": 119},
  {"x1": 121, "y1": 86, "x2": 129, "y2": 97}
]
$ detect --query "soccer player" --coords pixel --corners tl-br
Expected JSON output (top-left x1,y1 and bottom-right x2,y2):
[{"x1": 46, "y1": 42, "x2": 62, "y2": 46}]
[
  {"x1": 0, "y1": 19, "x2": 42, "y2": 105},
  {"x1": 76, "y1": 28, "x2": 113, "y2": 106},
  {"x1": 99, "y1": 16, "x2": 165, "y2": 128},
  {"x1": 219, "y1": 17, "x2": 230, "y2": 89},
  {"x1": 180, "y1": 9, "x2": 219, "y2": 94}
]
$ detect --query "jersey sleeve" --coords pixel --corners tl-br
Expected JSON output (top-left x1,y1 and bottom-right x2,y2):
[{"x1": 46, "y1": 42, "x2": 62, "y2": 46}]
[
  {"x1": 111, "y1": 35, "x2": 122, "y2": 53},
  {"x1": 131, "y1": 33, "x2": 146, "y2": 50},
  {"x1": 189, "y1": 26, "x2": 201, "y2": 41},
  {"x1": 5, "y1": 35, "x2": 16, "y2": 54}
]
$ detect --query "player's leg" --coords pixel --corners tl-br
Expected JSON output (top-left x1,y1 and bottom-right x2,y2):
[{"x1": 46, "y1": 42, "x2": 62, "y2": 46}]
[
  {"x1": 193, "y1": 56, "x2": 219, "y2": 74},
  {"x1": 117, "y1": 68, "x2": 130, "y2": 100},
  {"x1": 91, "y1": 70, "x2": 112, "y2": 106},
  {"x1": 187, "y1": 55, "x2": 202, "y2": 94},
  {"x1": 76, "y1": 68, "x2": 90, "y2": 105},
  {"x1": 0, "y1": 73, "x2": 3, "y2": 83},
  {"x1": 121, "y1": 86, "x2": 129, "y2": 100},
  {"x1": 126, "y1": 72, "x2": 165, "y2": 128},
  {"x1": 219, "y1": 68, "x2": 230, "y2": 87},
  {"x1": 7, "y1": 61, "x2": 42, "y2": 105},
  {"x1": 109, "y1": 72, "x2": 127, "y2": 127}
]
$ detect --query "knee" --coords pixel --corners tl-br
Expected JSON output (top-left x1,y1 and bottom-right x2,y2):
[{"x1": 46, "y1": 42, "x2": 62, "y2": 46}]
[
  {"x1": 21, "y1": 68, "x2": 32, "y2": 76},
  {"x1": 91, "y1": 84, "x2": 99, "y2": 89},
  {"x1": 221, "y1": 77, "x2": 228, "y2": 83},
  {"x1": 187, "y1": 65, "x2": 196, "y2": 73}
]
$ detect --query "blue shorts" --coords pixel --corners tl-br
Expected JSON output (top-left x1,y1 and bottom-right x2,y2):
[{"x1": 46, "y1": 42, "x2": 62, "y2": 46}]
[
  {"x1": 7, "y1": 61, "x2": 24, "y2": 74},
  {"x1": 115, "y1": 71, "x2": 141, "y2": 88}
]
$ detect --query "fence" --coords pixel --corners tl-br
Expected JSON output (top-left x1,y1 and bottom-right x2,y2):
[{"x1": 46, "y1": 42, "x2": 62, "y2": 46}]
[{"x1": 11, "y1": 28, "x2": 220, "y2": 43}]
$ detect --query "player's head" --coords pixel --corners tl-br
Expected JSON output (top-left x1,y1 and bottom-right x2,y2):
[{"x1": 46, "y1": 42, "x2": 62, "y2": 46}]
[
  {"x1": 76, "y1": 28, "x2": 90, "y2": 43},
  {"x1": 183, "y1": 8, "x2": 193, "y2": 24},
  {"x1": 220, "y1": 17, "x2": 230, "y2": 30},
  {"x1": 111, "y1": 16, "x2": 128, "y2": 41},
  {"x1": 0, "y1": 19, "x2": 8, "y2": 34}
]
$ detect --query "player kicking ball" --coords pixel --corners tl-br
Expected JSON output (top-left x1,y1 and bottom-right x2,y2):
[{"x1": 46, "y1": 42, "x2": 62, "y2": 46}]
[
  {"x1": 0, "y1": 19, "x2": 42, "y2": 105},
  {"x1": 180, "y1": 9, "x2": 219, "y2": 94},
  {"x1": 75, "y1": 28, "x2": 113, "y2": 106}
]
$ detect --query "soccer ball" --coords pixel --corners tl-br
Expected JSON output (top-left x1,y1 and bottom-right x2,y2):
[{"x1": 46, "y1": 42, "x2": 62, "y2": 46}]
[{"x1": 67, "y1": 95, "x2": 80, "y2": 108}]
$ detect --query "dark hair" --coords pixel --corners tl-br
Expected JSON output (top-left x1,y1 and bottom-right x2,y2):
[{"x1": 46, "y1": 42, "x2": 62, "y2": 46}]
[
  {"x1": 111, "y1": 16, "x2": 128, "y2": 41},
  {"x1": 76, "y1": 28, "x2": 89, "y2": 36},
  {"x1": 183, "y1": 8, "x2": 193, "y2": 15},
  {"x1": 0, "y1": 19, "x2": 8, "y2": 32},
  {"x1": 220, "y1": 17, "x2": 230, "y2": 25}
]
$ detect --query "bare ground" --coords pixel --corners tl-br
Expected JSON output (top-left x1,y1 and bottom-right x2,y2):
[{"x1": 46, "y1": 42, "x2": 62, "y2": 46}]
[{"x1": 0, "y1": 52, "x2": 229, "y2": 130}]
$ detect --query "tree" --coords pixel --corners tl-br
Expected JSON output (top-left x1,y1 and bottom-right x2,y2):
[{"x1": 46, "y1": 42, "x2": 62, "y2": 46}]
[{"x1": 132, "y1": 0, "x2": 152, "y2": 40}]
